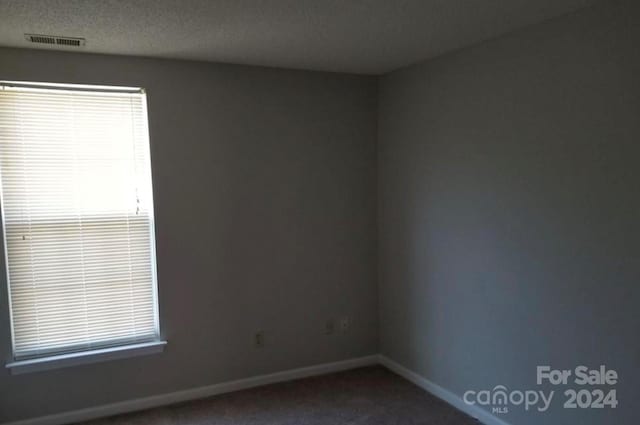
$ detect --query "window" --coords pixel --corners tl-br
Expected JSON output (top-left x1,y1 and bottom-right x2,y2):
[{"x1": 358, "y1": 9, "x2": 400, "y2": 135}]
[{"x1": 0, "y1": 81, "x2": 161, "y2": 364}]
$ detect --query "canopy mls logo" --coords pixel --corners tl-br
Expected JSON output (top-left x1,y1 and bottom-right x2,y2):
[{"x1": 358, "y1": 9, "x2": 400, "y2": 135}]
[
  {"x1": 463, "y1": 386, "x2": 553, "y2": 414},
  {"x1": 463, "y1": 365, "x2": 618, "y2": 415}
]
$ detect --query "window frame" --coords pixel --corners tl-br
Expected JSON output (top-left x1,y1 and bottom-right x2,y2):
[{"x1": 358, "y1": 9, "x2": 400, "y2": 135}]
[{"x1": 0, "y1": 81, "x2": 165, "y2": 373}]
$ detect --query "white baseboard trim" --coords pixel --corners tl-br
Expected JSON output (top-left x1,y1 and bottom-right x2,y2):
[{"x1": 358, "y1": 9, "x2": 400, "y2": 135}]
[
  {"x1": 377, "y1": 355, "x2": 511, "y2": 425},
  {"x1": 5, "y1": 354, "x2": 513, "y2": 425},
  {"x1": 4, "y1": 355, "x2": 379, "y2": 425}
]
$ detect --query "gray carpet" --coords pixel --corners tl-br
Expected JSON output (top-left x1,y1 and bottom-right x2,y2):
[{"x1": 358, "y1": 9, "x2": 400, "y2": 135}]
[{"x1": 80, "y1": 366, "x2": 478, "y2": 425}]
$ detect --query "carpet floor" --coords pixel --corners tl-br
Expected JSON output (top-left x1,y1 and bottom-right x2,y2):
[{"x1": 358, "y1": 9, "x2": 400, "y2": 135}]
[{"x1": 80, "y1": 366, "x2": 478, "y2": 425}]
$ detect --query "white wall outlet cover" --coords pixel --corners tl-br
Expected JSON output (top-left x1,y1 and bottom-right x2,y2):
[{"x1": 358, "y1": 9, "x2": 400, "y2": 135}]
[
  {"x1": 254, "y1": 331, "x2": 264, "y2": 347},
  {"x1": 339, "y1": 317, "x2": 351, "y2": 332}
]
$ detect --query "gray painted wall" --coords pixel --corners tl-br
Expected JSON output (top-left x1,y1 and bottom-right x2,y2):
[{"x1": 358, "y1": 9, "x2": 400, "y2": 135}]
[
  {"x1": 0, "y1": 48, "x2": 379, "y2": 423},
  {"x1": 378, "y1": 1, "x2": 639, "y2": 424}
]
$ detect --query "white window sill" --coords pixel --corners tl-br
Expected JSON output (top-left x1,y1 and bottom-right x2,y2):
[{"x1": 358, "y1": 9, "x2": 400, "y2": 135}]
[{"x1": 5, "y1": 340, "x2": 167, "y2": 375}]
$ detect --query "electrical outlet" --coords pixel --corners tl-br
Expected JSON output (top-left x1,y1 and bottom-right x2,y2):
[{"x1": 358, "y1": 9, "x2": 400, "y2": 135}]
[
  {"x1": 254, "y1": 331, "x2": 264, "y2": 348},
  {"x1": 325, "y1": 319, "x2": 335, "y2": 335},
  {"x1": 339, "y1": 316, "x2": 351, "y2": 332}
]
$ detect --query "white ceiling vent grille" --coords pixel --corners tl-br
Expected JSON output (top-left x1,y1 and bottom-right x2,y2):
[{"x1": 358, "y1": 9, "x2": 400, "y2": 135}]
[{"x1": 25, "y1": 34, "x2": 85, "y2": 47}]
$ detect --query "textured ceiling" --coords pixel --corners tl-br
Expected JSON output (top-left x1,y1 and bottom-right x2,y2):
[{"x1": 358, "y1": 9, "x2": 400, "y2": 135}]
[{"x1": 0, "y1": 0, "x2": 597, "y2": 74}]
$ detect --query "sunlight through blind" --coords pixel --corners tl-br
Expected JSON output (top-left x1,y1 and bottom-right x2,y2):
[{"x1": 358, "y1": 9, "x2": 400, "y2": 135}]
[{"x1": 0, "y1": 82, "x2": 159, "y2": 359}]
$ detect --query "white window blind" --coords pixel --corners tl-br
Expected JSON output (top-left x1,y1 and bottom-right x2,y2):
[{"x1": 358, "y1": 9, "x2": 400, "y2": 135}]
[{"x1": 0, "y1": 82, "x2": 160, "y2": 360}]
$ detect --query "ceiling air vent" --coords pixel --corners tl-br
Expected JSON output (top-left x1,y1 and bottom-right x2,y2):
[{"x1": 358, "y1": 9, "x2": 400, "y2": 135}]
[{"x1": 25, "y1": 34, "x2": 85, "y2": 47}]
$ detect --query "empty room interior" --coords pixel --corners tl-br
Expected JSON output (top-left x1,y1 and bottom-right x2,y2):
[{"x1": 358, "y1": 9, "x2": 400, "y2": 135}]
[{"x1": 0, "y1": 1, "x2": 637, "y2": 424}]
